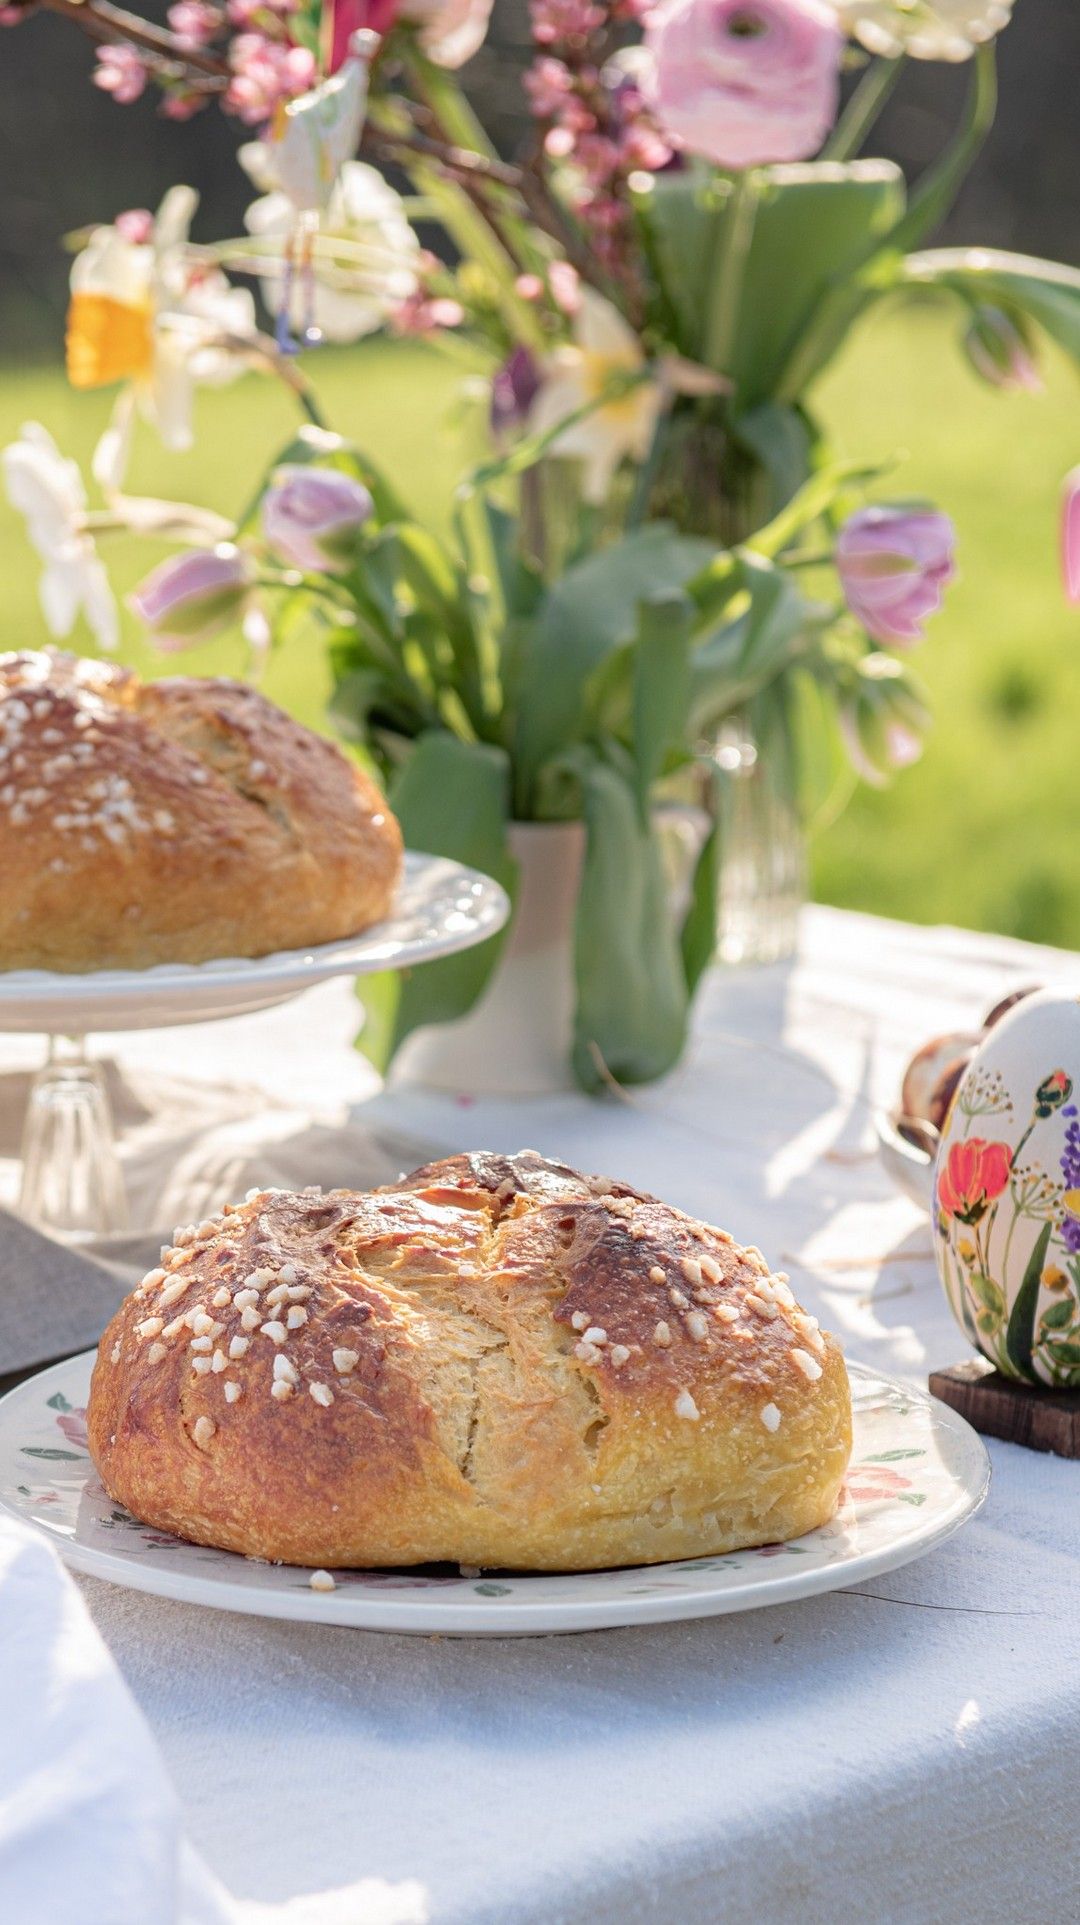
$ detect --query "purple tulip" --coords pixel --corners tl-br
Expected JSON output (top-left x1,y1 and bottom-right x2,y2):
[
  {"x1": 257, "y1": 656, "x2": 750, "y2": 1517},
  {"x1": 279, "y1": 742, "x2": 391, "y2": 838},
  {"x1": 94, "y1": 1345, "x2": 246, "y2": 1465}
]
[
  {"x1": 262, "y1": 465, "x2": 374, "y2": 574},
  {"x1": 837, "y1": 506, "x2": 957, "y2": 649},
  {"x1": 490, "y1": 346, "x2": 542, "y2": 443},
  {"x1": 129, "y1": 544, "x2": 251, "y2": 650},
  {"x1": 1061, "y1": 469, "x2": 1080, "y2": 607},
  {"x1": 644, "y1": 0, "x2": 842, "y2": 172}
]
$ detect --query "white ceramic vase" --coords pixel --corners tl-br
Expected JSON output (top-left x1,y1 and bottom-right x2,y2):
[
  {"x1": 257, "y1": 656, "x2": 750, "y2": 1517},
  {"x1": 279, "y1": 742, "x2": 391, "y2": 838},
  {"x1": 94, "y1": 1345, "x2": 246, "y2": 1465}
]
[{"x1": 391, "y1": 821, "x2": 586, "y2": 1096}]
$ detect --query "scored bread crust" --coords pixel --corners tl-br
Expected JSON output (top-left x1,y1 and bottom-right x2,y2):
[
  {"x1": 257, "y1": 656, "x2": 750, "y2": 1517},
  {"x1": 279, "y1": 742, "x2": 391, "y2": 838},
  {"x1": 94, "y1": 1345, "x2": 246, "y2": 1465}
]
[
  {"x1": 87, "y1": 1152, "x2": 853, "y2": 1571},
  {"x1": 0, "y1": 649, "x2": 402, "y2": 970}
]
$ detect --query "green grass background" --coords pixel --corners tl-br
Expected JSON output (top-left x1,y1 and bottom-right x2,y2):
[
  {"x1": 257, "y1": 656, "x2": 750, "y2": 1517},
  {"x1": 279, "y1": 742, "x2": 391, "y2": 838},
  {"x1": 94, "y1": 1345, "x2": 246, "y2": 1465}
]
[{"x1": 2, "y1": 300, "x2": 1078, "y2": 947}]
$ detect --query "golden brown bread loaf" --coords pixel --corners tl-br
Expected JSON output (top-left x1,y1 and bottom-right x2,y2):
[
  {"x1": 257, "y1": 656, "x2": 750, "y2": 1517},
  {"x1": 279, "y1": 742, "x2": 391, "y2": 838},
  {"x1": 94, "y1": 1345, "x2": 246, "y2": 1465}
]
[
  {"x1": 0, "y1": 648, "x2": 401, "y2": 970},
  {"x1": 87, "y1": 1152, "x2": 853, "y2": 1571}
]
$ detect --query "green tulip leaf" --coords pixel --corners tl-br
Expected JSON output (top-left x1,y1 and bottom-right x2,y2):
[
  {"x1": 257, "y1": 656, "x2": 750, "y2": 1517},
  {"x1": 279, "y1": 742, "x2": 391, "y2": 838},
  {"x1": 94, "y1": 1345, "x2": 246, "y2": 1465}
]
[
  {"x1": 631, "y1": 591, "x2": 695, "y2": 815},
  {"x1": 513, "y1": 525, "x2": 714, "y2": 811},
  {"x1": 732, "y1": 403, "x2": 816, "y2": 518},
  {"x1": 680, "y1": 763, "x2": 721, "y2": 998},
  {"x1": 571, "y1": 755, "x2": 690, "y2": 1091},
  {"x1": 355, "y1": 731, "x2": 516, "y2": 1071},
  {"x1": 732, "y1": 160, "x2": 906, "y2": 405}
]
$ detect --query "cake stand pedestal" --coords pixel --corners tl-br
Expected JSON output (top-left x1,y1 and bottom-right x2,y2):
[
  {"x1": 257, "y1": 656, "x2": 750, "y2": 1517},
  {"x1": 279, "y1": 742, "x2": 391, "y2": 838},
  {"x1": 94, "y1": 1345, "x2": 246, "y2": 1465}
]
[{"x1": 0, "y1": 852, "x2": 509, "y2": 1243}]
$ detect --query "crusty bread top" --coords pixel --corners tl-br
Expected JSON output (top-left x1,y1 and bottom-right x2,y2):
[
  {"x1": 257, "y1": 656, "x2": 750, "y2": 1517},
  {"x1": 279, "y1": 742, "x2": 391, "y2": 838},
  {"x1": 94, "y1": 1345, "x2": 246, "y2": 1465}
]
[
  {"x1": 93, "y1": 1150, "x2": 837, "y2": 1466},
  {"x1": 0, "y1": 648, "x2": 401, "y2": 969}
]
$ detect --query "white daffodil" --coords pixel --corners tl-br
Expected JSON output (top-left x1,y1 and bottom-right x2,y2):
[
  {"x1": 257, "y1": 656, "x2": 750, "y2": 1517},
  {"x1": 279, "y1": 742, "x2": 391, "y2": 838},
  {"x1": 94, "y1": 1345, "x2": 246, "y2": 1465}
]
[
  {"x1": 834, "y1": 0, "x2": 1013, "y2": 60},
  {"x1": 2, "y1": 424, "x2": 119, "y2": 651},
  {"x1": 526, "y1": 289, "x2": 663, "y2": 506},
  {"x1": 240, "y1": 155, "x2": 420, "y2": 343},
  {"x1": 245, "y1": 38, "x2": 371, "y2": 216},
  {"x1": 66, "y1": 186, "x2": 256, "y2": 485}
]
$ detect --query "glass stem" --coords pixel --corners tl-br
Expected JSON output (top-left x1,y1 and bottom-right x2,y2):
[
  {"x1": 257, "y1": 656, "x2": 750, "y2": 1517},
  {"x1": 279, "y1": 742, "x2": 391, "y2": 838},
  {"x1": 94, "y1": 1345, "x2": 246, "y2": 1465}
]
[{"x1": 17, "y1": 1034, "x2": 128, "y2": 1242}]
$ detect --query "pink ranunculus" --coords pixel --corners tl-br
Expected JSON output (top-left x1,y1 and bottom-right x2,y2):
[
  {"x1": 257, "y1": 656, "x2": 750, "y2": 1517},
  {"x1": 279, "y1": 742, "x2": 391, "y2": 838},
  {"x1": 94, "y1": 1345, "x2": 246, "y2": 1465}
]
[
  {"x1": 129, "y1": 545, "x2": 251, "y2": 649},
  {"x1": 1061, "y1": 468, "x2": 1080, "y2": 607},
  {"x1": 643, "y1": 0, "x2": 842, "y2": 170},
  {"x1": 93, "y1": 43, "x2": 150, "y2": 104},
  {"x1": 262, "y1": 466, "x2": 373, "y2": 572},
  {"x1": 837, "y1": 505, "x2": 957, "y2": 648}
]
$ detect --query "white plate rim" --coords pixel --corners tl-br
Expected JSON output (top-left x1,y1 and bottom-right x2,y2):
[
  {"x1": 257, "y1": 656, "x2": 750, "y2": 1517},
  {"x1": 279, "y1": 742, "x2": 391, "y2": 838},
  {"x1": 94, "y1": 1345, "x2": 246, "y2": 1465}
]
[
  {"x1": 0, "y1": 850, "x2": 509, "y2": 1002},
  {"x1": 0, "y1": 1355, "x2": 990, "y2": 1636}
]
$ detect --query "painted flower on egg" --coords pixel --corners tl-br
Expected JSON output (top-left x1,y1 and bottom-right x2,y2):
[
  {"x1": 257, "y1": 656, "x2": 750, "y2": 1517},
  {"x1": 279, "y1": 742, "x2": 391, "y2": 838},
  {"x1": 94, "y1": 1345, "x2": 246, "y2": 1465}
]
[{"x1": 936, "y1": 1137, "x2": 1013, "y2": 1224}]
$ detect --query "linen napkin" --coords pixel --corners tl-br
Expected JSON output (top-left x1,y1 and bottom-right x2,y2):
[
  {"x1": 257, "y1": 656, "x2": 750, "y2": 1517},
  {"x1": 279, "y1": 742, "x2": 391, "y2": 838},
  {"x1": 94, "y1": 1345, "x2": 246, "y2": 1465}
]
[
  {"x1": 0, "y1": 1510, "x2": 430, "y2": 1924},
  {"x1": 0, "y1": 1062, "x2": 441, "y2": 1381}
]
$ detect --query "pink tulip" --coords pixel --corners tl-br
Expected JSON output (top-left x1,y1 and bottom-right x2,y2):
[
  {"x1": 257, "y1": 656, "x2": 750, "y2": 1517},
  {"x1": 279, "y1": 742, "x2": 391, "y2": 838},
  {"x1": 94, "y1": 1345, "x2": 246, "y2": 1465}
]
[
  {"x1": 325, "y1": 0, "x2": 398, "y2": 70},
  {"x1": 1062, "y1": 469, "x2": 1080, "y2": 606},
  {"x1": 965, "y1": 305, "x2": 1042, "y2": 394},
  {"x1": 130, "y1": 546, "x2": 251, "y2": 649},
  {"x1": 262, "y1": 466, "x2": 373, "y2": 572},
  {"x1": 644, "y1": 0, "x2": 842, "y2": 170},
  {"x1": 837, "y1": 506, "x2": 956, "y2": 648}
]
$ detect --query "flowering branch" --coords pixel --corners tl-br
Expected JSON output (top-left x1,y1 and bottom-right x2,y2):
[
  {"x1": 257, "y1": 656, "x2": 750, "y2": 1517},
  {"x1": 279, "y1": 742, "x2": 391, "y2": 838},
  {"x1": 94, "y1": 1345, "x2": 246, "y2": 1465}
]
[{"x1": 36, "y1": 0, "x2": 228, "y2": 79}]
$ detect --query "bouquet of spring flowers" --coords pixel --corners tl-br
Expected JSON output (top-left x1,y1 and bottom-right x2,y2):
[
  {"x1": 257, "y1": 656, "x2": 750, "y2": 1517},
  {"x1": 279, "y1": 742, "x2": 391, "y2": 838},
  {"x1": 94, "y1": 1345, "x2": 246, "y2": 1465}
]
[{"x1": 5, "y1": 0, "x2": 1080, "y2": 1088}]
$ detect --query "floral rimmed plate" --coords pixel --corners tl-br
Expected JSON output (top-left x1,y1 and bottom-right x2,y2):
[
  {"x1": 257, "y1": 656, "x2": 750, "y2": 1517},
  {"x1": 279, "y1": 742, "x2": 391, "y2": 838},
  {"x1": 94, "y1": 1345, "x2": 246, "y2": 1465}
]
[{"x1": 0, "y1": 1354, "x2": 989, "y2": 1637}]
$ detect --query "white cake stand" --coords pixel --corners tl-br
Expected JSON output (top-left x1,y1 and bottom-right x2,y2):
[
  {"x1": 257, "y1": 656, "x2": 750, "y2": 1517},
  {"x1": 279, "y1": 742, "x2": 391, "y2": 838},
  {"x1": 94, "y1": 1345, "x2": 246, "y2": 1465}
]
[{"x1": 0, "y1": 852, "x2": 509, "y2": 1241}]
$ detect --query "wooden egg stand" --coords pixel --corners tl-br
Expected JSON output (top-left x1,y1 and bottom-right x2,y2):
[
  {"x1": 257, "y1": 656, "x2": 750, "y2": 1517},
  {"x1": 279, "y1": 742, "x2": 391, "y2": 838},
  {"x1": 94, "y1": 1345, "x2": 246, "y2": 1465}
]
[{"x1": 930, "y1": 1359, "x2": 1080, "y2": 1458}]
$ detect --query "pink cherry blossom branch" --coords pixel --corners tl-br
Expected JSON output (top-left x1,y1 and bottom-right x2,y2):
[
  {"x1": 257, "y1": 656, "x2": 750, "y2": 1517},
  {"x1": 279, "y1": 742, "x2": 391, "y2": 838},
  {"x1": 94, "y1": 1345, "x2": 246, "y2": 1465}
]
[
  {"x1": 19, "y1": 0, "x2": 624, "y2": 315},
  {"x1": 35, "y1": 0, "x2": 229, "y2": 79}
]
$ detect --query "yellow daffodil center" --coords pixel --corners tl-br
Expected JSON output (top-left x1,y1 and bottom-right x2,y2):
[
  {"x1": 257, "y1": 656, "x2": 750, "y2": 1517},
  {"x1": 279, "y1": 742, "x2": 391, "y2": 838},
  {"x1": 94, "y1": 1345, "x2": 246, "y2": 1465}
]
[
  {"x1": 66, "y1": 293, "x2": 154, "y2": 390},
  {"x1": 581, "y1": 350, "x2": 644, "y2": 428}
]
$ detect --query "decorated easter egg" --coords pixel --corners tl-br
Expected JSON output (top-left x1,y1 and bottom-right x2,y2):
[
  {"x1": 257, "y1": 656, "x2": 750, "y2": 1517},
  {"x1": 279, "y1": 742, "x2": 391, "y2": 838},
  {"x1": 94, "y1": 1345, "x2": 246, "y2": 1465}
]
[{"x1": 933, "y1": 990, "x2": 1080, "y2": 1386}]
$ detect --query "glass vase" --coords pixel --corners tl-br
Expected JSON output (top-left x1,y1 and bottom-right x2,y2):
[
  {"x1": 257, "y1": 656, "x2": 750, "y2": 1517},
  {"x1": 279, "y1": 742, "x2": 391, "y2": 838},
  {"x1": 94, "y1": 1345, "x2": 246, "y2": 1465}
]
[{"x1": 713, "y1": 723, "x2": 807, "y2": 967}]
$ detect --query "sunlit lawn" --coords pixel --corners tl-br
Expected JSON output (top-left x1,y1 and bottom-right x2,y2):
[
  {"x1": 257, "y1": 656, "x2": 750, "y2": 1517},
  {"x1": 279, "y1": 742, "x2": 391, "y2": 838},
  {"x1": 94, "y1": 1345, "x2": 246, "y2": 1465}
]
[{"x1": 2, "y1": 301, "x2": 1079, "y2": 948}]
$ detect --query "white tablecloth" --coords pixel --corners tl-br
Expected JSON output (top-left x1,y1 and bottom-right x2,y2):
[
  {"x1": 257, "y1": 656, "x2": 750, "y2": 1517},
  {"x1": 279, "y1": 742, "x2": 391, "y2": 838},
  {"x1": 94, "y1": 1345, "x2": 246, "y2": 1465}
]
[{"x1": 9, "y1": 907, "x2": 1080, "y2": 1924}]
